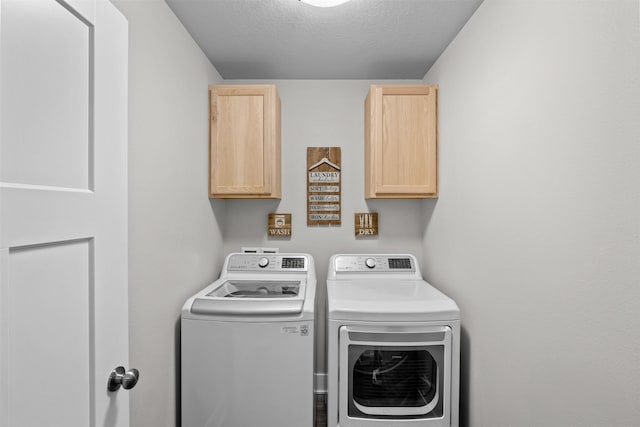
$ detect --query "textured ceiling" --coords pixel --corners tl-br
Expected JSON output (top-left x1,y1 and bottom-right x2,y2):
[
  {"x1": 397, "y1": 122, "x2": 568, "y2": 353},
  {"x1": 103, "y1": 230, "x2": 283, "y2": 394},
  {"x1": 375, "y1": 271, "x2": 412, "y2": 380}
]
[{"x1": 166, "y1": 0, "x2": 483, "y2": 79}]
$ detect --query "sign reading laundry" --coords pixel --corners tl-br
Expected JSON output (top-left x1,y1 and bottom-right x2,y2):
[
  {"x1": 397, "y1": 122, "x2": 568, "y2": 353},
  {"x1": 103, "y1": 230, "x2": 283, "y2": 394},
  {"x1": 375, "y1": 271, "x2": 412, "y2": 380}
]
[
  {"x1": 307, "y1": 147, "x2": 341, "y2": 226},
  {"x1": 308, "y1": 172, "x2": 340, "y2": 183}
]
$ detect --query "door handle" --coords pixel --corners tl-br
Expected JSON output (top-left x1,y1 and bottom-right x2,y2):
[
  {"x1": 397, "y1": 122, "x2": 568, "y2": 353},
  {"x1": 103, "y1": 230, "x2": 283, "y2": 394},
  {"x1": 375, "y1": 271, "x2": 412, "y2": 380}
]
[{"x1": 107, "y1": 366, "x2": 140, "y2": 392}]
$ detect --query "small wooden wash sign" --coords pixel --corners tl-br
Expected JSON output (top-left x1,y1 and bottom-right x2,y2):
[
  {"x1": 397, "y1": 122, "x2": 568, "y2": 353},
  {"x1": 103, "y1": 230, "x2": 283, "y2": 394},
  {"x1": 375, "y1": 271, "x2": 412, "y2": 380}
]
[
  {"x1": 307, "y1": 147, "x2": 341, "y2": 225},
  {"x1": 268, "y1": 213, "x2": 292, "y2": 237},
  {"x1": 355, "y1": 212, "x2": 378, "y2": 236}
]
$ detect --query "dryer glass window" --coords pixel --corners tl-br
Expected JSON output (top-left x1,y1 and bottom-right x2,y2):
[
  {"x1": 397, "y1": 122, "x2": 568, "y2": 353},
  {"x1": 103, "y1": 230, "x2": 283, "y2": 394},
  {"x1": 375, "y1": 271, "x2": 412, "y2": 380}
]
[{"x1": 347, "y1": 345, "x2": 444, "y2": 419}]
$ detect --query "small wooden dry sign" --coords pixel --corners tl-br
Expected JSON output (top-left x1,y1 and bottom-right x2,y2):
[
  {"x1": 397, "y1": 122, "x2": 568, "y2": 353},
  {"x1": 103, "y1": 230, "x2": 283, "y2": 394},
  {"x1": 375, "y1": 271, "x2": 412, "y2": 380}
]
[
  {"x1": 268, "y1": 213, "x2": 292, "y2": 237},
  {"x1": 307, "y1": 147, "x2": 341, "y2": 225},
  {"x1": 355, "y1": 212, "x2": 378, "y2": 236}
]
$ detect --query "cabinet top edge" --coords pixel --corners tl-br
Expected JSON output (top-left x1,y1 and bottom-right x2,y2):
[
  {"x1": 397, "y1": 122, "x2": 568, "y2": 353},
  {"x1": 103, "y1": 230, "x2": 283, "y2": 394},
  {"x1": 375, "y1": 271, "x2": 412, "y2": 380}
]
[
  {"x1": 368, "y1": 84, "x2": 438, "y2": 97},
  {"x1": 369, "y1": 84, "x2": 438, "y2": 89},
  {"x1": 209, "y1": 84, "x2": 278, "y2": 90}
]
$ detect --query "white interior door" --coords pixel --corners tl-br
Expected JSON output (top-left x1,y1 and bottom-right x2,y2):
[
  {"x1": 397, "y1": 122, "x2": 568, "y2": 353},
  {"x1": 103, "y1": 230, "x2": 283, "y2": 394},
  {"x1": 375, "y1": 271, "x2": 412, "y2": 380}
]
[{"x1": 0, "y1": 1, "x2": 129, "y2": 426}]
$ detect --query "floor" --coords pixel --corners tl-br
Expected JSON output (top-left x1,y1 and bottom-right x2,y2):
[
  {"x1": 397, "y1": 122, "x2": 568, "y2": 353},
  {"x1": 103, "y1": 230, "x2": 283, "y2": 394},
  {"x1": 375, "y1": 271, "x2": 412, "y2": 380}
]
[{"x1": 316, "y1": 394, "x2": 327, "y2": 427}]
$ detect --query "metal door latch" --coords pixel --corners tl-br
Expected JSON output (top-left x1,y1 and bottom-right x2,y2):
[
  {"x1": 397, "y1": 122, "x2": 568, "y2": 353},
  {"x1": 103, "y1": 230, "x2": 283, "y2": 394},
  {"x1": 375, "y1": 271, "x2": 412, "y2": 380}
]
[{"x1": 107, "y1": 366, "x2": 140, "y2": 392}]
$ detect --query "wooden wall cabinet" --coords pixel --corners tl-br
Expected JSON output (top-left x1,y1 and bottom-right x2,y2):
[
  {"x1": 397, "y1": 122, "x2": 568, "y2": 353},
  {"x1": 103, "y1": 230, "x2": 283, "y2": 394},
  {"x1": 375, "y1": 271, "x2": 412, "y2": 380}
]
[
  {"x1": 209, "y1": 85, "x2": 281, "y2": 198},
  {"x1": 365, "y1": 84, "x2": 438, "y2": 198}
]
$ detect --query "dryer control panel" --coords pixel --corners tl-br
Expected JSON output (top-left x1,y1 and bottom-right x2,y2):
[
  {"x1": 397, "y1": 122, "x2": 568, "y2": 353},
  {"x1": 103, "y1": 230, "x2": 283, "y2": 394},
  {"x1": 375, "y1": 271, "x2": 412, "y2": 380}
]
[
  {"x1": 226, "y1": 254, "x2": 308, "y2": 272},
  {"x1": 333, "y1": 255, "x2": 416, "y2": 273}
]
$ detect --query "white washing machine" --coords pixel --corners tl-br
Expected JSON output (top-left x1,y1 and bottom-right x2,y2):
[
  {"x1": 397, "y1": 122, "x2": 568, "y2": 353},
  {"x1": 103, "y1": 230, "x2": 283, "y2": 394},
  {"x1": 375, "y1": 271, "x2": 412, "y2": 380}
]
[
  {"x1": 181, "y1": 253, "x2": 316, "y2": 427},
  {"x1": 326, "y1": 254, "x2": 460, "y2": 427}
]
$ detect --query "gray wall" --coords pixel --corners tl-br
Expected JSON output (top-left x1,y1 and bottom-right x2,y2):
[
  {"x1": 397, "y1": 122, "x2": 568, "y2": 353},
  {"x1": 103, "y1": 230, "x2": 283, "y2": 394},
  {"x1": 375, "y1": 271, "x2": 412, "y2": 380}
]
[
  {"x1": 422, "y1": 1, "x2": 640, "y2": 426},
  {"x1": 222, "y1": 79, "x2": 429, "y2": 371},
  {"x1": 110, "y1": 1, "x2": 226, "y2": 427}
]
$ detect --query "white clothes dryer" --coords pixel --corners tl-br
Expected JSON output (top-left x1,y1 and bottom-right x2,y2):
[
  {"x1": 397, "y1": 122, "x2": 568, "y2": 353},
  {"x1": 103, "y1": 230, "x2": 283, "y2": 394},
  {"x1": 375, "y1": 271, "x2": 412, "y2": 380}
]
[
  {"x1": 181, "y1": 253, "x2": 316, "y2": 427},
  {"x1": 326, "y1": 254, "x2": 460, "y2": 427}
]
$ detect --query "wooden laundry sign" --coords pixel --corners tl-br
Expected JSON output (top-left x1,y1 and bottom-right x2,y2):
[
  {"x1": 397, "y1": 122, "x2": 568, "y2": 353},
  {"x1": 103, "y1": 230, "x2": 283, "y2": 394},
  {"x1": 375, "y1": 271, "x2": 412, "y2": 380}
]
[
  {"x1": 355, "y1": 212, "x2": 378, "y2": 236},
  {"x1": 307, "y1": 147, "x2": 341, "y2": 225},
  {"x1": 268, "y1": 213, "x2": 292, "y2": 237}
]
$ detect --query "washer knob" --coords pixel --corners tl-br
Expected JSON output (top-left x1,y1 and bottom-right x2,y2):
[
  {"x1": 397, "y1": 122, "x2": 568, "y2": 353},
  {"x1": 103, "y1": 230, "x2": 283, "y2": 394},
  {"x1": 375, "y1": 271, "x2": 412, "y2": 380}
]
[
  {"x1": 258, "y1": 257, "x2": 269, "y2": 268},
  {"x1": 365, "y1": 258, "x2": 376, "y2": 269}
]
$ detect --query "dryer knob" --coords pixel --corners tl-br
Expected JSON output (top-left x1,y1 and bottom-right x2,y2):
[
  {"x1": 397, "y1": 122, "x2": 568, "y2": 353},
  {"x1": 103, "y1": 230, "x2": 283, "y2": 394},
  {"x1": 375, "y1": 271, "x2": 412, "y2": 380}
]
[
  {"x1": 365, "y1": 258, "x2": 376, "y2": 269},
  {"x1": 258, "y1": 257, "x2": 269, "y2": 268}
]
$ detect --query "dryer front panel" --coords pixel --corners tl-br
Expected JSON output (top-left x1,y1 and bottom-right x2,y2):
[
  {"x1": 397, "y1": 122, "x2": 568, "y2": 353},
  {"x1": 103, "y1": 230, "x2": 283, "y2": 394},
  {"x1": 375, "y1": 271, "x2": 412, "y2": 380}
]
[{"x1": 338, "y1": 326, "x2": 452, "y2": 426}]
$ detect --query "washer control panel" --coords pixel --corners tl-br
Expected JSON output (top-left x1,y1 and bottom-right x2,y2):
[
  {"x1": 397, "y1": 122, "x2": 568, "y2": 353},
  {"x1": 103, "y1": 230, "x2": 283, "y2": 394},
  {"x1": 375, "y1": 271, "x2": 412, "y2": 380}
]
[
  {"x1": 227, "y1": 254, "x2": 307, "y2": 272},
  {"x1": 333, "y1": 255, "x2": 415, "y2": 272}
]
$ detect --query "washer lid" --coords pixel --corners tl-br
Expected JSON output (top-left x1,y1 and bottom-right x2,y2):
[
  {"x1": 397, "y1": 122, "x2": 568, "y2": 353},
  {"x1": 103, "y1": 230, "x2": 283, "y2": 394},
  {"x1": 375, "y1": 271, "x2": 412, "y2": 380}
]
[
  {"x1": 207, "y1": 280, "x2": 301, "y2": 298},
  {"x1": 327, "y1": 280, "x2": 459, "y2": 322},
  {"x1": 191, "y1": 280, "x2": 306, "y2": 315}
]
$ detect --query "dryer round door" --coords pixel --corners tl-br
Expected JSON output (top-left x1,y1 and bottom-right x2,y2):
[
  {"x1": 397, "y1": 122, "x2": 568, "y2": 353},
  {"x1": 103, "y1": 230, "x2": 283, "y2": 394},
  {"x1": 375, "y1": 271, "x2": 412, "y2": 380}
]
[{"x1": 338, "y1": 325, "x2": 452, "y2": 426}]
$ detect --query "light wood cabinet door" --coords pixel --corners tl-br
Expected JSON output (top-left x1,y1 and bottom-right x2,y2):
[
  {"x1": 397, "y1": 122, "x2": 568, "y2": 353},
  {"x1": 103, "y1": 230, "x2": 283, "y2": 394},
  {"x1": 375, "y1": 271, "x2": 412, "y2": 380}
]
[
  {"x1": 365, "y1": 84, "x2": 438, "y2": 198},
  {"x1": 209, "y1": 85, "x2": 281, "y2": 198}
]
